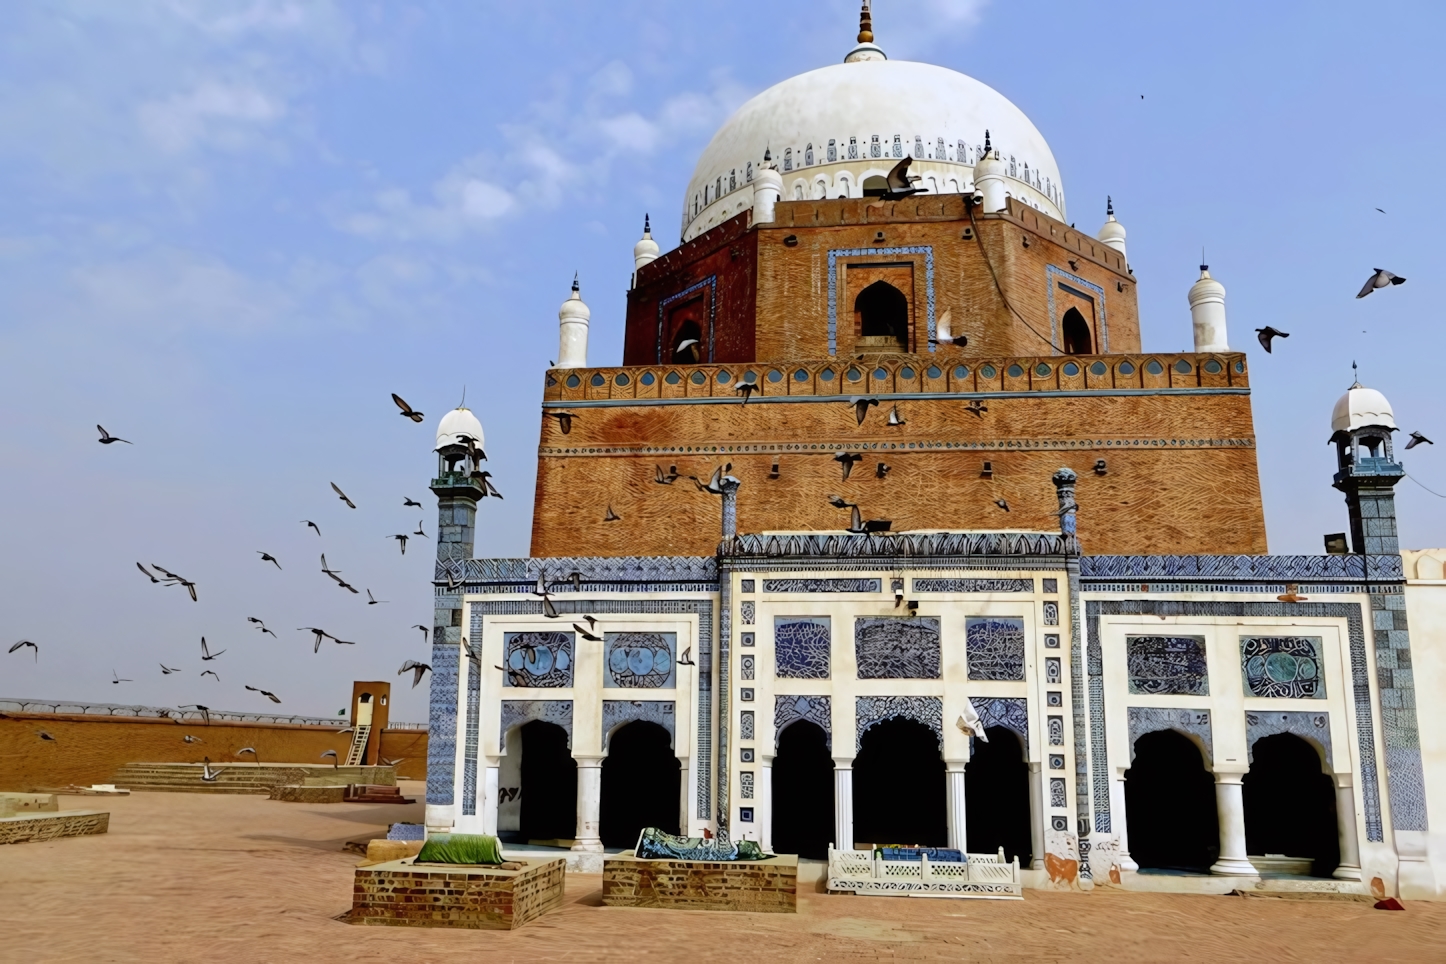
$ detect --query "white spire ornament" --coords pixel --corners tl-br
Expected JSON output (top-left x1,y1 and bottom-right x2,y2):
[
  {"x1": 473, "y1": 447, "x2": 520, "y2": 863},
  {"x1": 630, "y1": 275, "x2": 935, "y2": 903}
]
[
  {"x1": 631, "y1": 215, "x2": 659, "y2": 289},
  {"x1": 556, "y1": 274, "x2": 590, "y2": 369}
]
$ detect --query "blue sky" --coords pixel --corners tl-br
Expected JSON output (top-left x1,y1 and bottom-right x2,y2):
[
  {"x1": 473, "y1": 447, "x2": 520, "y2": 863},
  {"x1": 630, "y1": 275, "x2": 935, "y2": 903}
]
[{"x1": 2, "y1": 0, "x2": 1442, "y2": 721}]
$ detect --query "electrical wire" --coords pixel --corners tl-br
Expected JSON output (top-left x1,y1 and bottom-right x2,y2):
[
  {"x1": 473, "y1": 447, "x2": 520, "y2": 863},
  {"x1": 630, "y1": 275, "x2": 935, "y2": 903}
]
[
  {"x1": 1406, "y1": 472, "x2": 1446, "y2": 499},
  {"x1": 966, "y1": 201, "x2": 1058, "y2": 351}
]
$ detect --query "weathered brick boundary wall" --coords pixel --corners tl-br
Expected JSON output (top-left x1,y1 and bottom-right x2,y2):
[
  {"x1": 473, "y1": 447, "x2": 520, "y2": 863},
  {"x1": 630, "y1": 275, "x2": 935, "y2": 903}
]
[
  {"x1": 0, "y1": 713, "x2": 427, "y2": 791},
  {"x1": 351, "y1": 859, "x2": 567, "y2": 930},
  {"x1": 270, "y1": 785, "x2": 347, "y2": 803},
  {"x1": 601, "y1": 855, "x2": 798, "y2": 913},
  {"x1": 0, "y1": 810, "x2": 109, "y2": 845}
]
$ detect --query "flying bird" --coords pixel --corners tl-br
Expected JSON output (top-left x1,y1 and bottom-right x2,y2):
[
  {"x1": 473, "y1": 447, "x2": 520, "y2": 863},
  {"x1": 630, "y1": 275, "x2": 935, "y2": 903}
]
[
  {"x1": 474, "y1": 471, "x2": 503, "y2": 499},
  {"x1": 200, "y1": 758, "x2": 224, "y2": 782},
  {"x1": 150, "y1": 563, "x2": 198, "y2": 601},
  {"x1": 880, "y1": 155, "x2": 923, "y2": 200},
  {"x1": 136, "y1": 562, "x2": 160, "y2": 583},
  {"x1": 1256, "y1": 326, "x2": 1290, "y2": 353},
  {"x1": 200, "y1": 637, "x2": 225, "y2": 661},
  {"x1": 39, "y1": 731, "x2": 56, "y2": 742},
  {"x1": 201, "y1": 670, "x2": 220, "y2": 681},
  {"x1": 235, "y1": 748, "x2": 259, "y2": 761},
  {"x1": 413, "y1": 521, "x2": 427, "y2": 538},
  {"x1": 574, "y1": 622, "x2": 602, "y2": 642},
  {"x1": 995, "y1": 499, "x2": 1011, "y2": 512},
  {"x1": 1406, "y1": 432, "x2": 1434, "y2": 450},
  {"x1": 834, "y1": 451, "x2": 864, "y2": 480},
  {"x1": 582, "y1": 615, "x2": 597, "y2": 630},
  {"x1": 689, "y1": 465, "x2": 728, "y2": 494},
  {"x1": 541, "y1": 595, "x2": 560, "y2": 619},
  {"x1": 397, "y1": 660, "x2": 432, "y2": 688},
  {"x1": 247, "y1": 617, "x2": 277, "y2": 637},
  {"x1": 299, "y1": 628, "x2": 330, "y2": 653},
  {"x1": 654, "y1": 464, "x2": 680, "y2": 485},
  {"x1": 380, "y1": 757, "x2": 405, "y2": 767},
  {"x1": 302, "y1": 520, "x2": 321, "y2": 537},
  {"x1": 112, "y1": 670, "x2": 132, "y2": 684},
  {"x1": 876, "y1": 462, "x2": 891, "y2": 479},
  {"x1": 956, "y1": 698, "x2": 989, "y2": 742},
  {"x1": 1376, "y1": 207, "x2": 1386, "y2": 214},
  {"x1": 388, "y1": 534, "x2": 410, "y2": 555},
  {"x1": 320, "y1": 749, "x2": 339, "y2": 767},
  {"x1": 331, "y1": 482, "x2": 357, "y2": 509},
  {"x1": 604, "y1": 506, "x2": 621, "y2": 522},
  {"x1": 392, "y1": 393, "x2": 425, "y2": 422},
  {"x1": 183, "y1": 734, "x2": 203, "y2": 744},
  {"x1": 182, "y1": 705, "x2": 211, "y2": 725},
  {"x1": 244, "y1": 685, "x2": 281, "y2": 703},
  {"x1": 677, "y1": 647, "x2": 696, "y2": 667},
  {"x1": 96, "y1": 425, "x2": 131, "y2": 445},
  {"x1": 735, "y1": 383, "x2": 760, "y2": 404},
  {"x1": 367, "y1": 589, "x2": 388, "y2": 605},
  {"x1": 934, "y1": 308, "x2": 967, "y2": 346},
  {"x1": 1357, "y1": 268, "x2": 1406, "y2": 298},
  {"x1": 849, "y1": 397, "x2": 879, "y2": 425},
  {"x1": 403, "y1": 497, "x2": 423, "y2": 508},
  {"x1": 964, "y1": 399, "x2": 988, "y2": 418},
  {"x1": 545, "y1": 411, "x2": 577, "y2": 434},
  {"x1": 8, "y1": 640, "x2": 37, "y2": 661},
  {"x1": 159, "y1": 663, "x2": 181, "y2": 674},
  {"x1": 257, "y1": 552, "x2": 282, "y2": 570},
  {"x1": 886, "y1": 405, "x2": 905, "y2": 427},
  {"x1": 412, "y1": 624, "x2": 430, "y2": 642},
  {"x1": 320, "y1": 554, "x2": 340, "y2": 575}
]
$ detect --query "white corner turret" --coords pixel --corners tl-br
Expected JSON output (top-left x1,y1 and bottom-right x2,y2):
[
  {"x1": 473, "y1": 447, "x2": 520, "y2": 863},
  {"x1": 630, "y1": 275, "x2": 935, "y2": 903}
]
[
  {"x1": 752, "y1": 150, "x2": 783, "y2": 225},
  {"x1": 557, "y1": 275, "x2": 590, "y2": 369},
  {"x1": 973, "y1": 130, "x2": 1007, "y2": 214},
  {"x1": 1188, "y1": 264, "x2": 1229, "y2": 353},
  {"x1": 1099, "y1": 196, "x2": 1126, "y2": 260},
  {"x1": 632, "y1": 215, "x2": 659, "y2": 289}
]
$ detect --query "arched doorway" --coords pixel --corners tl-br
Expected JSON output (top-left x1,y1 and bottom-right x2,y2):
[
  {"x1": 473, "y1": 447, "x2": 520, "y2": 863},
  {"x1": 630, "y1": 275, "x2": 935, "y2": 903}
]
[
  {"x1": 1244, "y1": 734, "x2": 1339, "y2": 876},
  {"x1": 772, "y1": 720, "x2": 834, "y2": 859},
  {"x1": 1062, "y1": 307, "x2": 1092, "y2": 354},
  {"x1": 1124, "y1": 729, "x2": 1218, "y2": 872},
  {"x1": 518, "y1": 720, "x2": 577, "y2": 844},
  {"x1": 854, "y1": 281, "x2": 909, "y2": 350},
  {"x1": 853, "y1": 717, "x2": 946, "y2": 847},
  {"x1": 965, "y1": 726, "x2": 1032, "y2": 863},
  {"x1": 862, "y1": 175, "x2": 889, "y2": 197},
  {"x1": 671, "y1": 321, "x2": 702, "y2": 363},
  {"x1": 599, "y1": 721, "x2": 681, "y2": 849}
]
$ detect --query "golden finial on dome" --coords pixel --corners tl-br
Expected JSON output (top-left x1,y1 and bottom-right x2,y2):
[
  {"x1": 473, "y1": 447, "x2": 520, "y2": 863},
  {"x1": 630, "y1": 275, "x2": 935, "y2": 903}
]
[{"x1": 857, "y1": 0, "x2": 874, "y2": 43}]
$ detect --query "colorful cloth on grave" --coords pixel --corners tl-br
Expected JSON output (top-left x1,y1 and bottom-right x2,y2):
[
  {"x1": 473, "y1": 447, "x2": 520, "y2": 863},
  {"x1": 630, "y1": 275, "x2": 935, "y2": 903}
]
[
  {"x1": 634, "y1": 827, "x2": 770, "y2": 861},
  {"x1": 414, "y1": 832, "x2": 505, "y2": 865},
  {"x1": 877, "y1": 846, "x2": 965, "y2": 863}
]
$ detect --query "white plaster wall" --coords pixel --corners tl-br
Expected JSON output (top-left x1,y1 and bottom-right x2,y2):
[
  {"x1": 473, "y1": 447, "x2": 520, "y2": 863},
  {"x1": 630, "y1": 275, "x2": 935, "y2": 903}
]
[{"x1": 1403, "y1": 549, "x2": 1446, "y2": 896}]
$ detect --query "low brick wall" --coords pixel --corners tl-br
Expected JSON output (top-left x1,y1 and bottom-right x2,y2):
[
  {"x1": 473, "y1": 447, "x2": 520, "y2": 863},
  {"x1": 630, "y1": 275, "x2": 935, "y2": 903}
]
[
  {"x1": 270, "y1": 785, "x2": 346, "y2": 804},
  {"x1": 602, "y1": 853, "x2": 798, "y2": 913},
  {"x1": 0, "y1": 810, "x2": 109, "y2": 845},
  {"x1": 350, "y1": 858, "x2": 566, "y2": 930}
]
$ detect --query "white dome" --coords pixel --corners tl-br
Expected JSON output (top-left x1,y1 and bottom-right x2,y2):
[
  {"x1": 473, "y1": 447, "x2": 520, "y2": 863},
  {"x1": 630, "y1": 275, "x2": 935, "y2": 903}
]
[
  {"x1": 681, "y1": 58, "x2": 1064, "y2": 240},
  {"x1": 435, "y1": 406, "x2": 484, "y2": 452},
  {"x1": 1331, "y1": 384, "x2": 1397, "y2": 435}
]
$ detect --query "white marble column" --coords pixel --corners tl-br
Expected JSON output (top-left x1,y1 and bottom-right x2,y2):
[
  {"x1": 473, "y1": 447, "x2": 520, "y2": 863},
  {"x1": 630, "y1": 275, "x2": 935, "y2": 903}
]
[
  {"x1": 1333, "y1": 774, "x2": 1362, "y2": 880},
  {"x1": 677, "y1": 756, "x2": 692, "y2": 836},
  {"x1": 482, "y1": 765, "x2": 500, "y2": 836},
  {"x1": 572, "y1": 757, "x2": 604, "y2": 852},
  {"x1": 1112, "y1": 769, "x2": 1138, "y2": 872},
  {"x1": 759, "y1": 754, "x2": 775, "y2": 853},
  {"x1": 1028, "y1": 762, "x2": 1046, "y2": 869},
  {"x1": 833, "y1": 761, "x2": 854, "y2": 851},
  {"x1": 946, "y1": 764, "x2": 967, "y2": 851},
  {"x1": 1209, "y1": 772, "x2": 1258, "y2": 876}
]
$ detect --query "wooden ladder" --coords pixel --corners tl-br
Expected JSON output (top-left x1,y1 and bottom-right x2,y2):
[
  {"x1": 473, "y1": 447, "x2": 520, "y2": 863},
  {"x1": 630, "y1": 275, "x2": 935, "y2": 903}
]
[{"x1": 344, "y1": 724, "x2": 371, "y2": 766}]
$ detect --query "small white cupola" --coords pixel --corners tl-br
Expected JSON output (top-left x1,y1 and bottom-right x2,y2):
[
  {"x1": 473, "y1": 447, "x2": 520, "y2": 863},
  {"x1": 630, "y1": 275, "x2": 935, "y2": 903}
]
[
  {"x1": 1099, "y1": 196, "x2": 1126, "y2": 260},
  {"x1": 973, "y1": 130, "x2": 1007, "y2": 213},
  {"x1": 1188, "y1": 264, "x2": 1229, "y2": 352},
  {"x1": 632, "y1": 214, "x2": 659, "y2": 288},
  {"x1": 556, "y1": 274, "x2": 590, "y2": 370},
  {"x1": 752, "y1": 149, "x2": 784, "y2": 224},
  {"x1": 844, "y1": 0, "x2": 886, "y2": 63}
]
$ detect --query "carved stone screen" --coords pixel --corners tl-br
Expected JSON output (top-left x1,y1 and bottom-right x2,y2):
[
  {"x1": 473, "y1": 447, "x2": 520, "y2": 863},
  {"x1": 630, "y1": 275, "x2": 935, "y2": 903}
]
[
  {"x1": 503, "y1": 631, "x2": 574, "y2": 688},
  {"x1": 604, "y1": 632, "x2": 676, "y2": 689},
  {"x1": 1241, "y1": 636, "x2": 1325, "y2": 699},
  {"x1": 774, "y1": 616, "x2": 831, "y2": 679},
  {"x1": 854, "y1": 616, "x2": 941, "y2": 679},
  {"x1": 1126, "y1": 636, "x2": 1208, "y2": 696},
  {"x1": 965, "y1": 617, "x2": 1025, "y2": 681}
]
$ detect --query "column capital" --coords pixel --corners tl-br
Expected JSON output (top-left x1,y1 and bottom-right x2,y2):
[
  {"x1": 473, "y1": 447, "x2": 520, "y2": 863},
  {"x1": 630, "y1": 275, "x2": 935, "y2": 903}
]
[
  {"x1": 572, "y1": 754, "x2": 606, "y2": 767},
  {"x1": 831, "y1": 756, "x2": 855, "y2": 769}
]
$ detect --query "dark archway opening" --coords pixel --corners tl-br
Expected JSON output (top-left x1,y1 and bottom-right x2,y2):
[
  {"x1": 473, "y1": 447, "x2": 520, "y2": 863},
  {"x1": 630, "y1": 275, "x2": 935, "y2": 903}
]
[
  {"x1": 855, "y1": 281, "x2": 909, "y2": 349},
  {"x1": 1244, "y1": 734, "x2": 1339, "y2": 876},
  {"x1": 1062, "y1": 307, "x2": 1092, "y2": 354},
  {"x1": 965, "y1": 726, "x2": 1032, "y2": 864},
  {"x1": 671, "y1": 320, "x2": 702, "y2": 363},
  {"x1": 772, "y1": 720, "x2": 835, "y2": 859},
  {"x1": 600, "y1": 721, "x2": 681, "y2": 849},
  {"x1": 862, "y1": 175, "x2": 889, "y2": 198},
  {"x1": 853, "y1": 717, "x2": 946, "y2": 847},
  {"x1": 1124, "y1": 729, "x2": 1218, "y2": 872},
  {"x1": 518, "y1": 720, "x2": 577, "y2": 843}
]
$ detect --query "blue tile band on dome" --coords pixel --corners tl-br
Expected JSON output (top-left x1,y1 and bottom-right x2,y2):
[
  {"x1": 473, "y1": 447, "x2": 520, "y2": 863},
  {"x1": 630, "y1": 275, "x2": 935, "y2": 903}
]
[{"x1": 827, "y1": 246, "x2": 935, "y2": 355}]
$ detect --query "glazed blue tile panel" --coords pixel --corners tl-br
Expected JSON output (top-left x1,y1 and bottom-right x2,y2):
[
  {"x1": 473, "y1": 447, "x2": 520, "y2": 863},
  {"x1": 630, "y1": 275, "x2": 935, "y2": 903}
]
[
  {"x1": 764, "y1": 578, "x2": 881, "y2": 593},
  {"x1": 973, "y1": 697, "x2": 1028, "y2": 744},
  {"x1": 604, "y1": 632, "x2": 676, "y2": 688},
  {"x1": 1078, "y1": 554, "x2": 1401, "y2": 582},
  {"x1": 1372, "y1": 589, "x2": 1428, "y2": 832},
  {"x1": 827, "y1": 246, "x2": 935, "y2": 355},
  {"x1": 502, "y1": 631, "x2": 574, "y2": 688},
  {"x1": 1241, "y1": 637, "x2": 1325, "y2": 698},
  {"x1": 602, "y1": 700, "x2": 676, "y2": 749},
  {"x1": 1246, "y1": 711, "x2": 1331, "y2": 766},
  {"x1": 966, "y1": 617, "x2": 1025, "y2": 681},
  {"x1": 1126, "y1": 636, "x2": 1208, "y2": 696},
  {"x1": 775, "y1": 695, "x2": 831, "y2": 750},
  {"x1": 854, "y1": 616, "x2": 941, "y2": 679},
  {"x1": 498, "y1": 700, "x2": 573, "y2": 752},
  {"x1": 1127, "y1": 707, "x2": 1212, "y2": 763},
  {"x1": 775, "y1": 616, "x2": 831, "y2": 679},
  {"x1": 856, "y1": 696, "x2": 943, "y2": 752},
  {"x1": 1045, "y1": 265, "x2": 1108, "y2": 352},
  {"x1": 913, "y1": 578, "x2": 1033, "y2": 592},
  {"x1": 462, "y1": 650, "x2": 481, "y2": 815},
  {"x1": 426, "y1": 637, "x2": 459, "y2": 806}
]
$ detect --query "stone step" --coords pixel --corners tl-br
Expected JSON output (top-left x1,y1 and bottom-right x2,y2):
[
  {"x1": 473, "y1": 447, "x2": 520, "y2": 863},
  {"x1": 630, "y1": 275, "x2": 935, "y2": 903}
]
[{"x1": 112, "y1": 762, "x2": 396, "y2": 793}]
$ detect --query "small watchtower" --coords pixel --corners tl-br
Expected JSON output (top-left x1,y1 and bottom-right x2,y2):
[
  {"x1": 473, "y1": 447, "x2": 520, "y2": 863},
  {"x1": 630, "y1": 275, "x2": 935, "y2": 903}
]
[{"x1": 1330, "y1": 380, "x2": 1404, "y2": 555}]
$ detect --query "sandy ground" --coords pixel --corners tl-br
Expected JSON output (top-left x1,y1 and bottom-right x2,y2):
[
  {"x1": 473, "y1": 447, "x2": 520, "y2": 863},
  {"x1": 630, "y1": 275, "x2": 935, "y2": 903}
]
[{"x1": 2, "y1": 786, "x2": 1444, "y2": 963}]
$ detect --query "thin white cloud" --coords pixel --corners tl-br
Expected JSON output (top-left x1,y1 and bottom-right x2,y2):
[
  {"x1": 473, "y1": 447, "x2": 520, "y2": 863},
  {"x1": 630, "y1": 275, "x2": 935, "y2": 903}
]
[{"x1": 137, "y1": 81, "x2": 286, "y2": 154}]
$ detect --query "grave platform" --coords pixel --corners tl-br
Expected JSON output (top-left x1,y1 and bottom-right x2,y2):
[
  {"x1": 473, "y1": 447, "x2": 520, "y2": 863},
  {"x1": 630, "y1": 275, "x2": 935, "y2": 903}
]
[
  {"x1": 349, "y1": 857, "x2": 566, "y2": 930},
  {"x1": 0, "y1": 810, "x2": 110, "y2": 845},
  {"x1": 602, "y1": 851, "x2": 798, "y2": 912}
]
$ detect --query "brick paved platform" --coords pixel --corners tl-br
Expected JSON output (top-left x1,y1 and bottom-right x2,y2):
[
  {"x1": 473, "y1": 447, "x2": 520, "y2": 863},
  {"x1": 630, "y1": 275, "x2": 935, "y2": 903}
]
[{"x1": 350, "y1": 857, "x2": 566, "y2": 930}]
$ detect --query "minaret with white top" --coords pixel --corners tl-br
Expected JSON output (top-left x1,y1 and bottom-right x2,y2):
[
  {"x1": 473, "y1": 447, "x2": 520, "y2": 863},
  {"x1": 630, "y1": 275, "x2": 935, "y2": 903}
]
[
  {"x1": 1188, "y1": 264, "x2": 1229, "y2": 352},
  {"x1": 632, "y1": 215, "x2": 659, "y2": 289},
  {"x1": 752, "y1": 150, "x2": 783, "y2": 224},
  {"x1": 973, "y1": 130, "x2": 1007, "y2": 214},
  {"x1": 1099, "y1": 197, "x2": 1127, "y2": 260},
  {"x1": 557, "y1": 275, "x2": 590, "y2": 369}
]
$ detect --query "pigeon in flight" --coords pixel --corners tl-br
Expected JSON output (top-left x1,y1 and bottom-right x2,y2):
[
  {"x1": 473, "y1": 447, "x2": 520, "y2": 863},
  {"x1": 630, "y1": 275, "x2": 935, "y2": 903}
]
[
  {"x1": 412, "y1": 624, "x2": 430, "y2": 642},
  {"x1": 879, "y1": 155, "x2": 923, "y2": 200},
  {"x1": 201, "y1": 670, "x2": 220, "y2": 681},
  {"x1": 886, "y1": 405, "x2": 905, "y2": 427},
  {"x1": 200, "y1": 758, "x2": 224, "y2": 782},
  {"x1": 392, "y1": 394, "x2": 425, "y2": 423},
  {"x1": 388, "y1": 534, "x2": 410, "y2": 555},
  {"x1": 1357, "y1": 269, "x2": 1406, "y2": 298},
  {"x1": 413, "y1": 521, "x2": 427, "y2": 538},
  {"x1": 159, "y1": 663, "x2": 181, "y2": 674},
  {"x1": 96, "y1": 425, "x2": 132, "y2": 445},
  {"x1": 397, "y1": 660, "x2": 432, "y2": 688},
  {"x1": 299, "y1": 628, "x2": 331, "y2": 653},
  {"x1": 235, "y1": 748, "x2": 259, "y2": 761},
  {"x1": 247, "y1": 617, "x2": 277, "y2": 638},
  {"x1": 689, "y1": 465, "x2": 728, "y2": 494},
  {"x1": 112, "y1": 670, "x2": 132, "y2": 684},
  {"x1": 574, "y1": 622, "x2": 602, "y2": 642},
  {"x1": 735, "y1": 383, "x2": 760, "y2": 404},
  {"x1": 545, "y1": 411, "x2": 577, "y2": 435},
  {"x1": 834, "y1": 451, "x2": 864, "y2": 480},
  {"x1": 995, "y1": 499, "x2": 1011, "y2": 512},
  {"x1": 182, "y1": 704, "x2": 211, "y2": 725},
  {"x1": 1406, "y1": 432, "x2": 1434, "y2": 450},
  {"x1": 403, "y1": 497, "x2": 423, "y2": 508},
  {"x1": 677, "y1": 647, "x2": 696, "y2": 667},
  {"x1": 1255, "y1": 327, "x2": 1289, "y2": 353},
  {"x1": 474, "y1": 471, "x2": 503, "y2": 499},
  {"x1": 149, "y1": 564, "x2": 198, "y2": 601},
  {"x1": 257, "y1": 552, "x2": 282, "y2": 570},
  {"x1": 604, "y1": 506, "x2": 621, "y2": 522},
  {"x1": 956, "y1": 698, "x2": 989, "y2": 742},
  {"x1": 8, "y1": 640, "x2": 37, "y2": 661},
  {"x1": 934, "y1": 308, "x2": 967, "y2": 347},
  {"x1": 331, "y1": 482, "x2": 357, "y2": 509},
  {"x1": 320, "y1": 749, "x2": 339, "y2": 767},
  {"x1": 39, "y1": 731, "x2": 57, "y2": 742},
  {"x1": 200, "y1": 637, "x2": 225, "y2": 661},
  {"x1": 654, "y1": 464, "x2": 680, "y2": 485},
  {"x1": 876, "y1": 462, "x2": 891, "y2": 479},
  {"x1": 849, "y1": 397, "x2": 879, "y2": 425},
  {"x1": 183, "y1": 734, "x2": 203, "y2": 744},
  {"x1": 367, "y1": 589, "x2": 388, "y2": 605},
  {"x1": 136, "y1": 562, "x2": 160, "y2": 583},
  {"x1": 964, "y1": 399, "x2": 988, "y2": 418},
  {"x1": 245, "y1": 685, "x2": 281, "y2": 703},
  {"x1": 302, "y1": 520, "x2": 321, "y2": 537}
]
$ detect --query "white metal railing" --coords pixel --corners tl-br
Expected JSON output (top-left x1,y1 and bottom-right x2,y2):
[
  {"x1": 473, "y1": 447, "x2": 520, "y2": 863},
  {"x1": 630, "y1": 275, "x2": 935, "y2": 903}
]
[{"x1": 827, "y1": 847, "x2": 1023, "y2": 899}]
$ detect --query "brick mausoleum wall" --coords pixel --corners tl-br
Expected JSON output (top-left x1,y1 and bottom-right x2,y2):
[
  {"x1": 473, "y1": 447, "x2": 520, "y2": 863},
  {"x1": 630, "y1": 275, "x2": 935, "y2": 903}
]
[
  {"x1": 351, "y1": 858, "x2": 566, "y2": 930},
  {"x1": 0, "y1": 713, "x2": 427, "y2": 791},
  {"x1": 602, "y1": 854, "x2": 798, "y2": 913}
]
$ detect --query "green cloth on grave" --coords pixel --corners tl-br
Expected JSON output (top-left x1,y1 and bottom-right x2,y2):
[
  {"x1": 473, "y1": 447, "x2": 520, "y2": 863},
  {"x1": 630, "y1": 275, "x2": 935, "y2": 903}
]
[{"x1": 414, "y1": 833, "x2": 505, "y2": 865}]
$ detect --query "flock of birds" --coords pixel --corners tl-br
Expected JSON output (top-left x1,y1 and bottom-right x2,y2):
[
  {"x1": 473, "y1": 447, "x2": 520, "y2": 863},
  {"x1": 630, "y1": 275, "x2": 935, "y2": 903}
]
[{"x1": 10, "y1": 393, "x2": 448, "y2": 761}]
